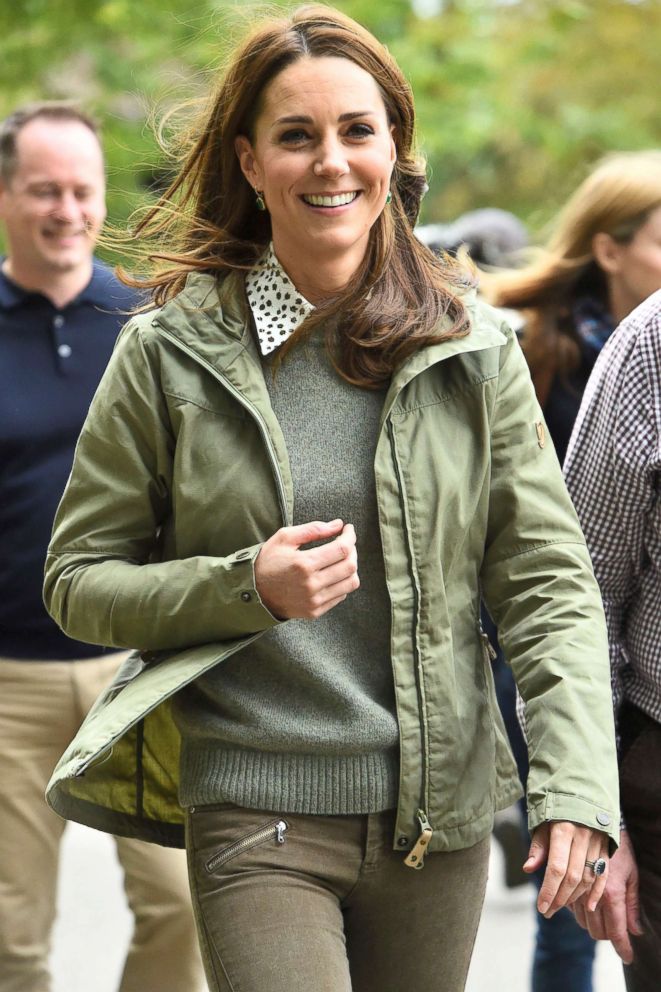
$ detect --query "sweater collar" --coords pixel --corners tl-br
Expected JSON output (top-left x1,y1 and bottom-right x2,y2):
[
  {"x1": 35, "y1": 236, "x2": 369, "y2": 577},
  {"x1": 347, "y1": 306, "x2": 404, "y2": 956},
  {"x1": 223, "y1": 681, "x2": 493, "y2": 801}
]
[{"x1": 245, "y1": 243, "x2": 314, "y2": 356}]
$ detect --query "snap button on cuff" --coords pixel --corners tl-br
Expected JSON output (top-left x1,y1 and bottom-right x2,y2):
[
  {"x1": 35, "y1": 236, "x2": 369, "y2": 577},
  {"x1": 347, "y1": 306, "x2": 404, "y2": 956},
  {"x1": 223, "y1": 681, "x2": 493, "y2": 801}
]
[{"x1": 596, "y1": 812, "x2": 611, "y2": 827}]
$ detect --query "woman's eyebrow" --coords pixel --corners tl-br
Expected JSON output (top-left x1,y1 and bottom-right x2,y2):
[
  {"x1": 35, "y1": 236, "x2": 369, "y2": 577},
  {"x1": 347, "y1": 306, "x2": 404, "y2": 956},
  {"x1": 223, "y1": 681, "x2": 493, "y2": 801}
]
[{"x1": 272, "y1": 110, "x2": 376, "y2": 126}]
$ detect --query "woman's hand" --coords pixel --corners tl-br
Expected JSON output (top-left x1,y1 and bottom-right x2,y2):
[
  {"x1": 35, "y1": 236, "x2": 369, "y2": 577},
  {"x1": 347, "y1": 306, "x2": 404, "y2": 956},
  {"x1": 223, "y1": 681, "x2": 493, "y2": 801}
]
[
  {"x1": 523, "y1": 820, "x2": 610, "y2": 918},
  {"x1": 254, "y1": 519, "x2": 359, "y2": 620}
]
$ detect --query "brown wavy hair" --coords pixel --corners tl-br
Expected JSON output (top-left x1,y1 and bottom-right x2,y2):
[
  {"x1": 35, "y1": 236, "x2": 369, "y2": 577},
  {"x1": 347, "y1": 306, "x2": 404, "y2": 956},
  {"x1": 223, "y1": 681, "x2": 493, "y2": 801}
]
[
  {"x1": 118, "y1": 4, "x2": 473, "y2": 387},
  {"x1": 484, "y1": 151, "x2": 661, "y2": 403}
]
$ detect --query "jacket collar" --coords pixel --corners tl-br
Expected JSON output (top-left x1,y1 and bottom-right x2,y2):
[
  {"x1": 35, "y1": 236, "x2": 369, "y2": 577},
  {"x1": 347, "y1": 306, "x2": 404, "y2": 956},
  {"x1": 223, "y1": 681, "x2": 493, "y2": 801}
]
[{"x1": 152, "y1": 270, "x2": 508, "y2": 415}]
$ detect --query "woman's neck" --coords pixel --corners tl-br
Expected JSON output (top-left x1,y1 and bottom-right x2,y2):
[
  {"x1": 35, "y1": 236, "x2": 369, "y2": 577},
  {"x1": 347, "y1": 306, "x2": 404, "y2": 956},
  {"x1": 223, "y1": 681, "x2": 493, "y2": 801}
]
[{"x1": 271, "y1": 238, "x2": 366, "y2": 305}]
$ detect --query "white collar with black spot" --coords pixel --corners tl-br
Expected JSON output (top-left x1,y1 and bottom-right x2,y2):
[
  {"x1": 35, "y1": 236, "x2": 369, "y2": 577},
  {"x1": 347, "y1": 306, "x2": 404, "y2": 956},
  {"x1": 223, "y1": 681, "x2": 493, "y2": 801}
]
[{"x1": 245, "y1": 243, "x2": 315, "y2": 356}]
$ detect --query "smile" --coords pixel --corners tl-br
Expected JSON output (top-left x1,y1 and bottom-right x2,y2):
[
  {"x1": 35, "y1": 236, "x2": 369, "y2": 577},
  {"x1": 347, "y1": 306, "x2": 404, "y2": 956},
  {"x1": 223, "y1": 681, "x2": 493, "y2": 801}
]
[{"x1": 302, "y1": 192, "x2": 359, "y2": 207}]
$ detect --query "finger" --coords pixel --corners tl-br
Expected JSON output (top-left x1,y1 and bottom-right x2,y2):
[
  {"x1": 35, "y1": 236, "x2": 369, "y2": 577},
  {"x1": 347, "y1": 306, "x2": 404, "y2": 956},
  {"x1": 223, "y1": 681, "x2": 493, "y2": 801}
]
[
  {"x1": 310, "y1": 549, "x2": 358, "y2": 590},
  {"x1": 601, "y1": 898, "x2": 635, "y2": 964},
  {"x1": 308, "y1": 526, "x2": 357, "y2": 570},
  {"x1": 572, "y1": 898, "x2": 589, "y2": 930},
  {"x1": 585, "y1": 905, "x2": 608, "y2": 942},
  {"x1": 524, "y1": 823, "x2": 549, "y2": 874},
  {"x1": 572, "y1": 895, "x2": 607, "y2": 940},
  {"x1": 550, "y1": 832, "x2": 591, "y2": 913},
  {"x1": 311, "y1": 571, "x2": 360, "y2": 612},
  {"x1": 625, "y1": 867, "x2": 644, "y2": 936},
  {"x1": 280, "y1": 519, "x2": 345, "y2": 548},
  {"x1": 308, "y1": 589, "x2": 352, "y2": 618},
  {"x1": 537, "y1": 821, "x2": 582, "y2": 918},
  {"x1": 585, "y1": 840, "x2": 610, "y2": 912}
]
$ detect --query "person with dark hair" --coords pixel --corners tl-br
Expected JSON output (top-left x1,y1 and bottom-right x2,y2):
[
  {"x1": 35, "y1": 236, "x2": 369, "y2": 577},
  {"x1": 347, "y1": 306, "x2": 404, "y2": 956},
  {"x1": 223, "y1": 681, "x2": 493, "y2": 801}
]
[
  {"x1": 0, "y1": 102, "x2": 205, "y2": 992},
  {"x1": 42, "y1": 8, "x2": 618, "y2": 991}
]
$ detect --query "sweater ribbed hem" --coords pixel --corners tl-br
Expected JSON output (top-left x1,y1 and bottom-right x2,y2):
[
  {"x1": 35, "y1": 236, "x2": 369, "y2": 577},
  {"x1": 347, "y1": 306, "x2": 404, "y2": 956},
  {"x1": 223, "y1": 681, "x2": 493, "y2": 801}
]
[{"x1": 179, "y1": 746, "x2": 399, "y2": 815}]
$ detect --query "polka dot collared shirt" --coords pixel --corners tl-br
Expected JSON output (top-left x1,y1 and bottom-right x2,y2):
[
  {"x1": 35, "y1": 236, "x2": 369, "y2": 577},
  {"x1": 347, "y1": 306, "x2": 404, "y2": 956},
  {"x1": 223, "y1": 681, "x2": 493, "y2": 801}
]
[{"x1": 245, "y1": 243, "x2": 315, "y2": 356}]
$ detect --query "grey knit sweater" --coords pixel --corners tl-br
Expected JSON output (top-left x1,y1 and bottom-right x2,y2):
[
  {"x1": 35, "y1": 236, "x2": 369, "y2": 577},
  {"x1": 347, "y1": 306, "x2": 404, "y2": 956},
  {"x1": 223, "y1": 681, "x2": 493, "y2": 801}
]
[{"x1": 173, "y1": 332, "x2": 399, "y2": 814}]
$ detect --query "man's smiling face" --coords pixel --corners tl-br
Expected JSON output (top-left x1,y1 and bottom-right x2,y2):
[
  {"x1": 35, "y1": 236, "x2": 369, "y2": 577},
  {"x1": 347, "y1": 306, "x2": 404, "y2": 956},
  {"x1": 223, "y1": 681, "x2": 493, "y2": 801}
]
[{"x1": 0, "y1": 117, "x2": 106, "y2": 282}]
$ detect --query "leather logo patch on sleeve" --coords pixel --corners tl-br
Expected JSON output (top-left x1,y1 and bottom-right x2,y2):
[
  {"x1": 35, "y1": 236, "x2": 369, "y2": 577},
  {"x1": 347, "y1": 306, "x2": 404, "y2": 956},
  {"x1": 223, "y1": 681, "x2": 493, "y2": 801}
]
[{"x1": 535, "y1": 422, "x2": 545, "y2": 449}]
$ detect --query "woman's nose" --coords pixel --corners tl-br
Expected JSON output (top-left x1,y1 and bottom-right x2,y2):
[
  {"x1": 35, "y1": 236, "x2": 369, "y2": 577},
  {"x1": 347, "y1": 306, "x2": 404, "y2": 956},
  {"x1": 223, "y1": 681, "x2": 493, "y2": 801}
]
[{"x1": 313, "y1": 137, "x2": 350, "y2": 178}]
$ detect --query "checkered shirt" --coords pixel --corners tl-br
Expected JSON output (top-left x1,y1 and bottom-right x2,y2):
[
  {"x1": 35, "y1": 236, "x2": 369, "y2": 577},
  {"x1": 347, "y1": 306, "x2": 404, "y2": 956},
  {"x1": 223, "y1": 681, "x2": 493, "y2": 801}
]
[{"x1": 564, "y1": 290, "x2": 661, "y2": 734}]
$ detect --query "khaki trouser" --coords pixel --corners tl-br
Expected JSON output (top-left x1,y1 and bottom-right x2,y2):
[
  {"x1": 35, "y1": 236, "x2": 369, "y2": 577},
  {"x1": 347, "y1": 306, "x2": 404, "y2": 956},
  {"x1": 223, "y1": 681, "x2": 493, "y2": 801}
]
[
  {"x1": 186, "y1": 802, "x2": 490, "y2": 992},
  {"x1": 0, "y1": 654, "x2": 206, "y2": 992}
]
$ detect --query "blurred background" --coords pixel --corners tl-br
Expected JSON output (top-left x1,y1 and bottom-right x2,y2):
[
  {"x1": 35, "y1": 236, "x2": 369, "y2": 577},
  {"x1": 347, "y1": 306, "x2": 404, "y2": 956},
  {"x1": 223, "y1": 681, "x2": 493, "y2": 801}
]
[{"x1": 2, "y1": 0, "x2": 660, "y2": 263}]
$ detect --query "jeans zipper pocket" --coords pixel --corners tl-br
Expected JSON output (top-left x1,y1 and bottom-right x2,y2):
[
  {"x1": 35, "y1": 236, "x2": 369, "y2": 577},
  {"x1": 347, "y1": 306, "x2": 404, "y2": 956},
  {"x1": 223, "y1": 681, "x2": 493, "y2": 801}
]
[{"x1": 205, "y1": 818, "x2": 288, "y2": 872}]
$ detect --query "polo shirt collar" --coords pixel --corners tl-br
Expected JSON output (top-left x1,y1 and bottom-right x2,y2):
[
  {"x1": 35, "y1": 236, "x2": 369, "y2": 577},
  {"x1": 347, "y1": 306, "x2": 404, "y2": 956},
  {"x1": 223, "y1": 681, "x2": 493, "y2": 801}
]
[{"x1": 0, "y1": 258, "x2": 109, "y2": 311}]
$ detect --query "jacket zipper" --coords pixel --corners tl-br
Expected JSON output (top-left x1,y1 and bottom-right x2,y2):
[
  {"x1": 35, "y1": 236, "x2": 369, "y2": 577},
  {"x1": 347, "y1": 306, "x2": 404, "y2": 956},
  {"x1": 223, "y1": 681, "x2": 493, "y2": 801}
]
[
  {"x1": 206, "y1": 818, "x2": 288, "y2": 872},
  {"x1": 479, "y1": 622, "x2": 498, "y2": 661},
  {"x1": 387, "y1": 420, "x2": 433, "y2": 868},
  {"x1": 404, "y1": 809, "x2": 433, "y2": 869},
  {"x1": 156, "y1": 326, "x2": 292, "y2": 527}
]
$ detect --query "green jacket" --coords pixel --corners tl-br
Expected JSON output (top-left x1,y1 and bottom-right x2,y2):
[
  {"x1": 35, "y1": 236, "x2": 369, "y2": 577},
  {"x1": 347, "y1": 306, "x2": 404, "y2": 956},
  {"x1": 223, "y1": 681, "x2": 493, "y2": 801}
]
[{"x1": 44, "y1": 271, "x2": 619, "y2": 857}]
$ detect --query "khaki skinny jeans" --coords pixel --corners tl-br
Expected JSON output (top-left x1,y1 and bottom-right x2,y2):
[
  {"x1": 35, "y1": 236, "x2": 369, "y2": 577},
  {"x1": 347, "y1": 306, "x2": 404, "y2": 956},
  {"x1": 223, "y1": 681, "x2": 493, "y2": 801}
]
[
  {"x1": 186, "y1": 802, "x2": 489, "y2": 992},
  {"x1": 0, "y1": 655, "x2": 205, "y2": 992}
]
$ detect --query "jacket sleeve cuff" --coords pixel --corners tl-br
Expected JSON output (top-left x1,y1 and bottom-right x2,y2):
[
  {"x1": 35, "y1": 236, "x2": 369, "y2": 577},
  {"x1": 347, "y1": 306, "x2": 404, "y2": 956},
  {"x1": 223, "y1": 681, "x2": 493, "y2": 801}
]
[
  {"x1": 528, "y1": 792, "x2": 620, "y2": 853},
  {"x1": 224, "y1": 543, "x2": 282, "y2": 628}
]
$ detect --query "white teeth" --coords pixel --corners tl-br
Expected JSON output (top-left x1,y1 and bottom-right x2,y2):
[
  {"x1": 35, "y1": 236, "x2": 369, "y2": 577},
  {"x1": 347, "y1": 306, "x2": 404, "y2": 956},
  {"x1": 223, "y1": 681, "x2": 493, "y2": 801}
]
[{"x1": 304, "y1": 192, "x2": 358, "y2": 207}]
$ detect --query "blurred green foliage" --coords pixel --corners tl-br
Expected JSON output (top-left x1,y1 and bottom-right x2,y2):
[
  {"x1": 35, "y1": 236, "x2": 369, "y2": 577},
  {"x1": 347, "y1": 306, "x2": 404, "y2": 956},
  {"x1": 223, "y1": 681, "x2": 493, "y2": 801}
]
[{"x1": 1, "y1": 0, "x2": 660, "y2": 260}]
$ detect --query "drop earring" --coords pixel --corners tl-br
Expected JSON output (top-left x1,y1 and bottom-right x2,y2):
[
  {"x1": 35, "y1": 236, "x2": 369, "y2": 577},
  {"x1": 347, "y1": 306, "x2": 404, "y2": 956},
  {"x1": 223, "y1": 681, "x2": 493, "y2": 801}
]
[{"x1": 255, "y1": 189, "x2": 266, "y2": 211}]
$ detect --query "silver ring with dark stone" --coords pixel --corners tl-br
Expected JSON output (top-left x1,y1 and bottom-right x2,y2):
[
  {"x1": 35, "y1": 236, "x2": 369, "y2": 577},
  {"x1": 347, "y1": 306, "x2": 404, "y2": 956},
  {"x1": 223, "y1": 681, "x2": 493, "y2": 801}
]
[{"x1": 585, "y1": 857, "x2": 607, "y2": 876}]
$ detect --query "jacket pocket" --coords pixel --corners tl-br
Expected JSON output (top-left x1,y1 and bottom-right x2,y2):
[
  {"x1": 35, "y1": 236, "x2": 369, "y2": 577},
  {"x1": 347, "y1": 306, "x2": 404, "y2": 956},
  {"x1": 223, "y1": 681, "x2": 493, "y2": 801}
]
[{"x1": 205, "y1": 817, "x2": 288, "y2": 873}]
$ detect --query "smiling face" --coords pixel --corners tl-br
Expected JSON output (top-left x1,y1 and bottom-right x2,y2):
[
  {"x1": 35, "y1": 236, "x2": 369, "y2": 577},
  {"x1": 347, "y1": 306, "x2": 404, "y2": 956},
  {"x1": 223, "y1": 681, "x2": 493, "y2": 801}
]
[
  {"x1": 235, "y1": 55, "x2": 396, "y2": 294},
  {"x1": 0, "y1": 117, "x2": 106, "y2": 287}
]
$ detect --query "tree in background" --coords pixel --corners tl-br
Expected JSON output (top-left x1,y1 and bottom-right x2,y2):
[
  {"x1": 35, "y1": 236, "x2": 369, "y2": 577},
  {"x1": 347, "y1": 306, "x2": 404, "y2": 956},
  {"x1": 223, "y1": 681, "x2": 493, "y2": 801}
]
[{"x1": 1, "y1": 0, "x2": 660, "y2": 262}]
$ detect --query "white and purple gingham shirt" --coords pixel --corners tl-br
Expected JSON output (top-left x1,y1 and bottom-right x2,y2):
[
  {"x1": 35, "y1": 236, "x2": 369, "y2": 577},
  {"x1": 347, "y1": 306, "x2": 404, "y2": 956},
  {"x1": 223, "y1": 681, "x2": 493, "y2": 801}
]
[{"x1": 564, "y1": 289, "x2": 661, "y2": 733}]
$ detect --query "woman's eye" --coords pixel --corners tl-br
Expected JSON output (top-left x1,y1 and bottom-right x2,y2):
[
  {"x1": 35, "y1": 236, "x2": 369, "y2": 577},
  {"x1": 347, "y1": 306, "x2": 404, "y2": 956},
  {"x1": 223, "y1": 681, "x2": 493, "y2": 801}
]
[
  {"x1": 347, "y1": 123, "x2": 374, "y2": 139},
  {"x1": 279, "y1": 129, "x2": 310, "y2": 145}
]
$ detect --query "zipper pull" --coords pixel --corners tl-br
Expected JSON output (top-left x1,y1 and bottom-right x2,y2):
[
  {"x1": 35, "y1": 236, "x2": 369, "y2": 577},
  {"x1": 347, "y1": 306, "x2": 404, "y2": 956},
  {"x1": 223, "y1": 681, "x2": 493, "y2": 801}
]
[
  {"x1": 275, "y1": 821, "x2": 287, "y2": 844},
  {"x1": 404, "y1": 810, "x2": 433, "y2": 870},
  {"x1": 481, "y1": 631, "x2": 497, "y2": 661}
]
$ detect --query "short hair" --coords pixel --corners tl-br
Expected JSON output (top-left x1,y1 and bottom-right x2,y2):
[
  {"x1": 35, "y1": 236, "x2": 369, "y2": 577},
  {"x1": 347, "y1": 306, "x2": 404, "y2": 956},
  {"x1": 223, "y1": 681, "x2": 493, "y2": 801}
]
[{"x1": 0, "y1": 102, "x2": 101, "y2": 182}]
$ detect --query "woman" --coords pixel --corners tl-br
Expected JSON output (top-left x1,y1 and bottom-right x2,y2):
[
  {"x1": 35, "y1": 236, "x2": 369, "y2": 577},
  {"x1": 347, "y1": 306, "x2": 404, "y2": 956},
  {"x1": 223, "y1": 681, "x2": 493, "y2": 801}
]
[
  {"x1": 485, "y1": 150, "x2": 661, "y2": 464},
  {"x1": 43, "y1": 7, "x2": 618, "y2": 991}
]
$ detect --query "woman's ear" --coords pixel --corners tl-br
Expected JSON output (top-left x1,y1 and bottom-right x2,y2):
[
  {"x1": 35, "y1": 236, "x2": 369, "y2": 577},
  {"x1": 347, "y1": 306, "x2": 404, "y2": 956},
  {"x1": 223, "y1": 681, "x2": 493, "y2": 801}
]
[
  {"x1": 592, "y1": 231, "x2": 623, "y2": 276},
  {"x1": 235, "y1": 135, "x2": 260, "y2": 189}
]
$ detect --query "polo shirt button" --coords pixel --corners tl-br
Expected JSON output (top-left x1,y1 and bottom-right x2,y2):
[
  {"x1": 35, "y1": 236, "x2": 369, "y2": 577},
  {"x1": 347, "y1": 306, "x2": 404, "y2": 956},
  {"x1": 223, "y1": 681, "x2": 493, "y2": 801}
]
[
  {"x1": 596, "y1": 812, "x2": 611, "y2": 827},
  {"x1": 57, "y1": 343, "x2": 72, "y2": 358},
  {"x1": 53, "y1": 315, "x2": 65, "y2": 328},
  {"x1": 240, "y1": 591, "x2": 252, "y2": 603}
]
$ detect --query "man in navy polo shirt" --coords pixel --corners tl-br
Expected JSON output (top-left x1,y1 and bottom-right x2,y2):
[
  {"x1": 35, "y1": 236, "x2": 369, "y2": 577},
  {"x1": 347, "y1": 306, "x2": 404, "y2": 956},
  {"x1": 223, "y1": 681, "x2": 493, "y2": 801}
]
[{"x1": 0, "y1": 103, "x2": 205, "y2": 992}]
